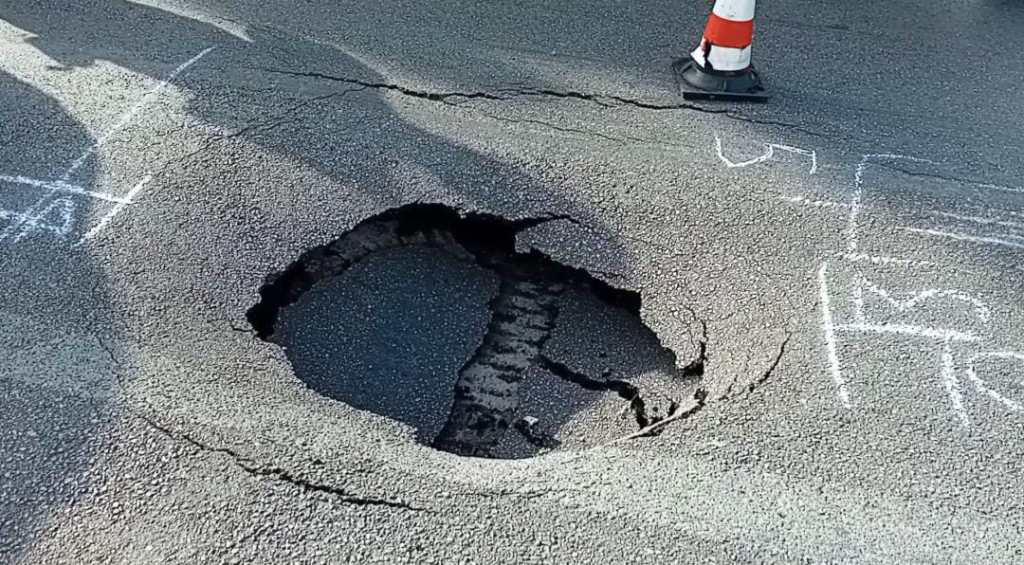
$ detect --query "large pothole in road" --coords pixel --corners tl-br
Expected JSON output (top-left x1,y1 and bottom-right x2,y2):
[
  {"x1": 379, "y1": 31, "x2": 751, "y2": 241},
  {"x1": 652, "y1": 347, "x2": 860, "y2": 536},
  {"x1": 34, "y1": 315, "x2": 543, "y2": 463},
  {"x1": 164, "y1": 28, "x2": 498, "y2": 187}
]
[{"x1": 246, "y1": 204, "x2": 703, "y2": 459}]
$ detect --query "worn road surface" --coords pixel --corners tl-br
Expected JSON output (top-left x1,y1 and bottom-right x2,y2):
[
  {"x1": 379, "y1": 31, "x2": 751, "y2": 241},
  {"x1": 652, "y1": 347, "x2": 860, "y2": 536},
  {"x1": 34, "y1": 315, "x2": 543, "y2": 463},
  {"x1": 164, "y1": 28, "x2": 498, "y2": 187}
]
[{"x1": 2, "y1": 1, "x2": 1024, "y2": 563}]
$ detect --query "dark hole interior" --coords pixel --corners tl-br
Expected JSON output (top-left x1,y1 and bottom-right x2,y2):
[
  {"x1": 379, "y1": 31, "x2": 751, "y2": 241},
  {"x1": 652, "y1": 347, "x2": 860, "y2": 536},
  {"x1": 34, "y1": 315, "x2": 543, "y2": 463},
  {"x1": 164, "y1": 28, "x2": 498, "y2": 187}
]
[{"x1": 246, "y1": 204, "x2": 698, "y2": 459}]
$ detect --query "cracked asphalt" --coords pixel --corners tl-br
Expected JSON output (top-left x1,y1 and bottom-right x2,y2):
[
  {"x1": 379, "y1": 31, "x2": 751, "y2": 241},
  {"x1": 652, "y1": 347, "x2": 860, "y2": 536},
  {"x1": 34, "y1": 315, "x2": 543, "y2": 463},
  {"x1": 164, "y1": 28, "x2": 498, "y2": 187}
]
[{"x1": 3, "y1": 0, "x2": 1024, "y2": 562}]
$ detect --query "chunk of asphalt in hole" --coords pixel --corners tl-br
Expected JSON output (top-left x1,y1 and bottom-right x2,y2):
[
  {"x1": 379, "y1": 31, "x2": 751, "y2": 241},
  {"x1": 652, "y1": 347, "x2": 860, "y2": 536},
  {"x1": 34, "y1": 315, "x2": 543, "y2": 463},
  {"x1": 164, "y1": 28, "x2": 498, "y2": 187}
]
[{"x1": 245, "y1": 203, "x2": 702, "y2": 459}]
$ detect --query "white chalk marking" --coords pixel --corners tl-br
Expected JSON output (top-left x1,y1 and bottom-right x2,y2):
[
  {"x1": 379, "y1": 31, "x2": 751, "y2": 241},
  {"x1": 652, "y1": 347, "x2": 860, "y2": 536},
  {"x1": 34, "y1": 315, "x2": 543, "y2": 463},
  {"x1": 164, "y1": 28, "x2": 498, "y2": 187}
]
[
  {"x1": 0, "y1": 174, "x2": 132, "y2": 204},
  {"x1": 859, "y1": 279, "x2": 990, "y2": 322},
  {"x1": 899, "y1": 227, "x2": 1024, "y2": 251},
  {"x1": 847, "y1": 159, "x2": 870, "y2": 252},
  {"x1": 714, "y1": 136, "x2": 817, "y2": 175},
  {"x1": 962, "y1": 204, "x2": 1024, "y2": 221},
  {"x1": 0, "y1": 46, "x2": 214, "y2": 245},
  {"x1": 818, "y1": 262, "x2": 851, "y2": 408},
  {"x1": 76, "y1": 175, "x2": 152, "y2": 245},
  {"x1": 0, "y1": 209, "x2": 30, "y2": 221},
  {"x1": 940, "y1": 337, "x2": 969, "y2": 427},
  {"x1": 847, "y1": 153, "x2": 935, "y2": 253},
  {"x1": 715, "y1": 135, "x2": 772, "y2": 168},
  {"x1": 11, "y1": 198, "x2": 76, "y2": 242},
  {"x1": 772, "y1": 143, "x2": 818, "y2": 175},
  {"x1": 852, "y1": 274, "x2": 865, "y2": 324},
  {"x1": 965, "y1": 352, "x2": 1024, "y2": 412},
  {"x1": 934, "y1": 211, "x2": 1024, "y2": 231},
  {"x1": 835, "y1": 323, "x2": 979, "y2": 343},
  {"x1": 996, "y1": 232, "x2": 1024, "y2": 243},
  {"x1": 973, "y1": 181, "x2": 1024, "y2": 196},
  {"x1": 841, "y1": 252, "x2": 935, "y2": 267},
  {"x1": 61, "y1": 46, "x2": 215, "y2": 181},
  {"x1": 780, "y1": 196, "x2": 849, "y2": 209}
]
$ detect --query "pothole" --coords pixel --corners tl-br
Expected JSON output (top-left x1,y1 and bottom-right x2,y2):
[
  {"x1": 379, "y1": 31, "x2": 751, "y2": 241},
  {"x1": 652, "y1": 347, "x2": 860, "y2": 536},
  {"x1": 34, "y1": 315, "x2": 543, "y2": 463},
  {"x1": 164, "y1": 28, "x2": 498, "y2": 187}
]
[{"x1": 247, "y1": 204, "x2": 703, "y2": 459}]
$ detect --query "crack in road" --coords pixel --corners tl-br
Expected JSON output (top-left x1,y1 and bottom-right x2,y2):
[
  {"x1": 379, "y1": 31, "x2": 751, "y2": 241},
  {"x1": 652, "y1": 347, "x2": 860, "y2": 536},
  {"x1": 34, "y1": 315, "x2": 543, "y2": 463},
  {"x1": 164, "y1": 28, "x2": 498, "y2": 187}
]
[
  {"x1": 251, "y1": 66, "x2": 831, "y2": 136},
  {"x1": 220, "y1": 90, "x2": 360, "y2": 139},
  {"x1": 601, "y1": 314, "x2": 794, "y2": 443},
  {"x1": 723, "y1": 114, "x2": 829, "y2": 138},
  {"x1": 717, "y1": 330, "x2": 792, "y2": 401},
  {"x1": 871, "y1": 160, "x2": 1016, "y2": 191},
  {"x1": 537, "y1": 355, "x2": 658, "y2": 428},
  {"x1": 681, "y1": 306, "x2": 709, "y2": 378},
  {"x1": 94, "y1": 336, "x2": 424, "y2": 511},
  {"x1": 256, "y1": 66, "x2": 760, "y2": 116},
  {"x1": 609, "y1": 386, "x2": 709, "y2": 443},
  {"x1": 242, "y1": 23, "x2": 823, "y2": 130},
  {"x1": 747, "y1": 333, "x2": 792, "y2": 395},
  {"x1": 148, "y1": 67, "x2": 825, "y2": 172},
  {"x1": 602, "y1": 308, "x2": 709, "y2": 441},
  {"x1": 139, "y1": 413, "x2": 427, "y2": 510}
]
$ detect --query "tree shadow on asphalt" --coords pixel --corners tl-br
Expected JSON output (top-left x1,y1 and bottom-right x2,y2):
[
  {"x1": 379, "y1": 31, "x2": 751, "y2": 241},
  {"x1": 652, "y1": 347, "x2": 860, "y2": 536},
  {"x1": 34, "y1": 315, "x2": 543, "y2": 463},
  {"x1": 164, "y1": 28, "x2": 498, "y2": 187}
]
[
  {"x1": 0, "y1": 4, "x2": 704, "y2": 556},
  {"x1": 0, "y1": 70, "x2": 113, "y2": 563}
]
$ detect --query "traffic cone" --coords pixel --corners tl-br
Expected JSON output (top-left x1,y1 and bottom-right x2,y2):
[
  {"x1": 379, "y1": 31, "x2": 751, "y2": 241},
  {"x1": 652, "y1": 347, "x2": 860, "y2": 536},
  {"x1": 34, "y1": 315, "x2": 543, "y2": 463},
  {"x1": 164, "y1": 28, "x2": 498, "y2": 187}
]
[{"x1": 673, "y1": 0, "x2": 768, "y2": 101}]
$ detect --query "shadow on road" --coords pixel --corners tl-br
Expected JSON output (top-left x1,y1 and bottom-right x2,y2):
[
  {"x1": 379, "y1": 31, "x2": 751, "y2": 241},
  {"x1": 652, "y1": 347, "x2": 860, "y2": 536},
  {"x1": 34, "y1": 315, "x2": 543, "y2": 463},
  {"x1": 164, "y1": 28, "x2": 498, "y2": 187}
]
[
  {"x1": 0, "y1": 0, "x2": 702, "y2": 557},
  {"x1": 0, "y1": 70, "x2": 111, "y2": 562}
]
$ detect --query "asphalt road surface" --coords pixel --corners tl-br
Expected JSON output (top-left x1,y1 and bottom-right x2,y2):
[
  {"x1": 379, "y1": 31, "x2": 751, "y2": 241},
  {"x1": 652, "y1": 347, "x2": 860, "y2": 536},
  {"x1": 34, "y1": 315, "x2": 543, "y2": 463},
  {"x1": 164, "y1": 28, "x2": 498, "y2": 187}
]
[{"x1": 2, "y1": 0, "x2": 1024, "y2": 563}]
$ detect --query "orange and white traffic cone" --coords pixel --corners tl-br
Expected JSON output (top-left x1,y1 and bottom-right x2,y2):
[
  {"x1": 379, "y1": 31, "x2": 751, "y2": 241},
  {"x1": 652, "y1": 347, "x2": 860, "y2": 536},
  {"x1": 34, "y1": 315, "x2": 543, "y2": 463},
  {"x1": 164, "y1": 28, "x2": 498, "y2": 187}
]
[{"x1": 673, "y1": 0, "x2": 768, "y2": 101}]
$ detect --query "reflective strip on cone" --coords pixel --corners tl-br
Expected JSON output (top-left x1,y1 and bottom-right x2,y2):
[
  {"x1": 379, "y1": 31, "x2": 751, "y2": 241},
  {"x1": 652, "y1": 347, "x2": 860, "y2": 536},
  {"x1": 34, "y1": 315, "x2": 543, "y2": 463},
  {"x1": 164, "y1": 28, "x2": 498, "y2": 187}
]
[
  {"x1": 692, "y1": 0, "x2": 756, "y2": 72},
  {"x1": 704, "y1": 13, "x2": 754, "y2": 49},
  {"x1": 711, "y1": 0, "x2": 755, "y2": 22},
  {"x1": 690, "y1": 40, "x2": 752, "y2": 72}
]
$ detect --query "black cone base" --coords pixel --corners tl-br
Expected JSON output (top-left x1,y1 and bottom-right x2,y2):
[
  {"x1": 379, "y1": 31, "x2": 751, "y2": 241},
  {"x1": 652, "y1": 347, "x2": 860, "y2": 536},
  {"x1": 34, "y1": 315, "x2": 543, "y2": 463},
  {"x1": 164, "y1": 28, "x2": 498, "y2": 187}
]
[{"x1": 672, "y1": 57, "x2": 769, "y2": 102}]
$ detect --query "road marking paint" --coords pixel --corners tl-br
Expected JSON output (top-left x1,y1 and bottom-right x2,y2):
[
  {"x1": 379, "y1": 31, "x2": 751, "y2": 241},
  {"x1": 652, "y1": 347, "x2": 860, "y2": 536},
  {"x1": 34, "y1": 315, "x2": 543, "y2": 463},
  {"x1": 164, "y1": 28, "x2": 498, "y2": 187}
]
[
  {"x1": 859, "y1": 279, "x2": 990, "y2": 322},
  {"x1": 714, "y1": 135, "x2": 817, "y2": 174},
  {"x1": 899, "y1": 227, "x2": 1024, "y2": 251},
  {"x1": 962, "y1": 204, "x2": 1024, "y2": 220},
  {"x1": 0, "y1": 174, "x2": 132, "y2": 204},
  {"x1": 933, "y1": 211, "x2": 1024, "y2": 236},
  {"x1": 76, "y1": 175, "x2": 152, "y2": 245},
  {"x1": 11, "y1": 198, "x2": 76, "y2": 242},
  {"x1": 835, "y1": 323, "x2": 979, "y2": 343},
  {"x1": 973, "y1": 181, "x2": 1024, "y2": 196},
  {"x1": 0, "y1": 209, "x2": 29, "y2": 221},
  {"x1": 852, "y1": 274, "x2": 866, "y2": 323},
  {"x1": 818, "y1": 262, "x2": 852, "y2": 408},
  {"x1": 0, "y1": 46, "x2": 214, "y2": 245},
  {"x1": 846, "y1": 159, "x2": 870, "y2": 253},
  {"x1": 847, "y1": 154, "x2": 936, "y2": 253},
  {"x1": 780, "y1": 195, "x2": 848, "y2": 209},
  {"x1": 61, "y1": 46, "x2": 215, "y2": 181},
  {"x1": 965, "y1": 352, "x2": 1024, "y2": 412},
  {"x1": 841, "y1": 252, "x2": 935, "y2": 267},
  {"x1": 940, "y1": 337, "x2": 970, "y2": 427}
]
